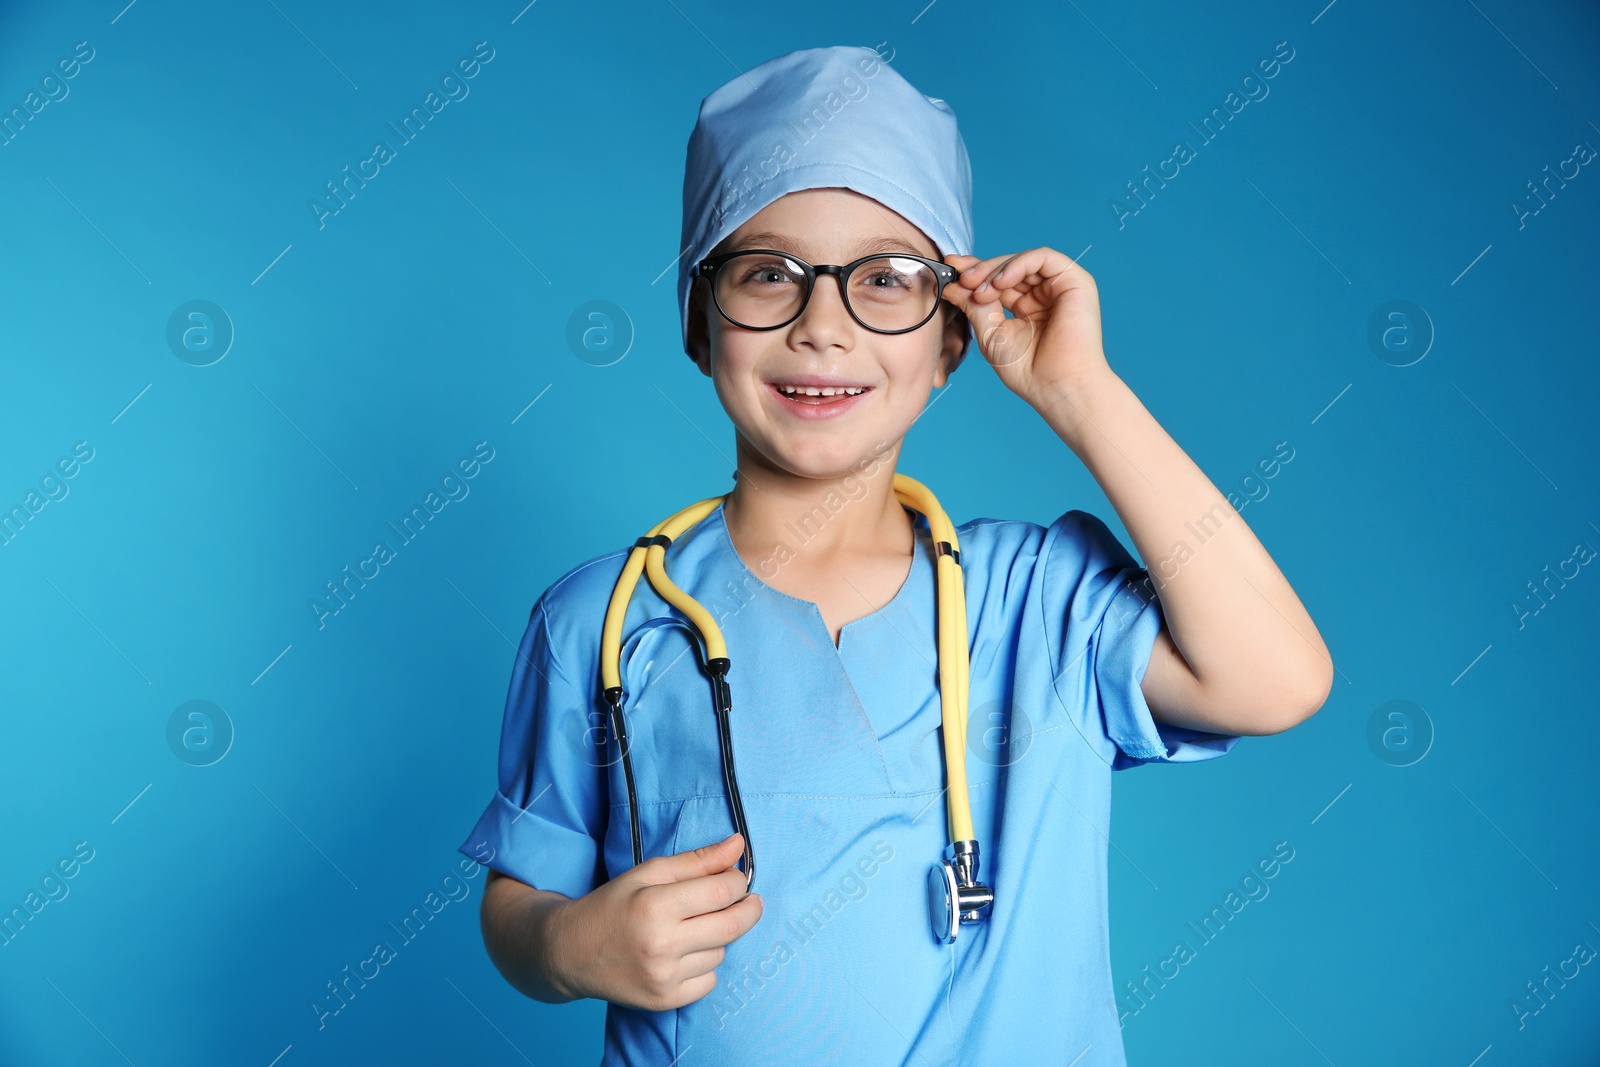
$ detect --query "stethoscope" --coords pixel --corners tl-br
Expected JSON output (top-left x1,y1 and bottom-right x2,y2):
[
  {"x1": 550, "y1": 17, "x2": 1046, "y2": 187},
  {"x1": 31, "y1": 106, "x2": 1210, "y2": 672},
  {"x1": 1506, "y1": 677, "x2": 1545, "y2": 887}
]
[{"x1": 598, "y1": 472, "x2": 993, "y2": 944}]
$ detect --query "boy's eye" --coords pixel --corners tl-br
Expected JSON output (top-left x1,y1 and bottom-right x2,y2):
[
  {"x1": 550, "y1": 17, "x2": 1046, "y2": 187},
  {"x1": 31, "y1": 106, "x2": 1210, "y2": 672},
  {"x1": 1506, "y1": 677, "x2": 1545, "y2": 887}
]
[
  {"x1": 734, "y1": 260, "x2": 800, "y2": 286},
  {"x1": 859, "y1": 268, "x2": 909, "y2": 288}
]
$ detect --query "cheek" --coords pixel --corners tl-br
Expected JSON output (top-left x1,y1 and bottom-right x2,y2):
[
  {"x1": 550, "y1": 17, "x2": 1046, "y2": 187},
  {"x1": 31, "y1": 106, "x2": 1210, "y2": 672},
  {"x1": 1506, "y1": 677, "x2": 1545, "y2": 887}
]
[
  {"x1": 709, "y1": 342, "x2": 765, "y2": 414},
  {"x1": 888, "y1": 343, "x2": 941, "y2": 388},
  {"x1": 710, "y1": 369, "x2": 752, "y2": 424}
]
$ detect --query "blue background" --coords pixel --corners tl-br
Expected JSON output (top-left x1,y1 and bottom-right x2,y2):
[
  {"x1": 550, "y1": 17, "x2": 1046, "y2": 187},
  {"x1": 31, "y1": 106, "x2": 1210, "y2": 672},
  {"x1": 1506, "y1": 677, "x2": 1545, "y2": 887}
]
[{"x1": 2, "y1": 1, "x2": 1597, "y2": 1064}]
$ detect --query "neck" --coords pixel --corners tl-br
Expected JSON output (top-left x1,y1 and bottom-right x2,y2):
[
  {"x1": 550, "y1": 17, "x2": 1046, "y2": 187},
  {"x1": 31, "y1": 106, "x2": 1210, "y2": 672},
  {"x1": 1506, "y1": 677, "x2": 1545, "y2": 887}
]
[{"x1": 722, "y1": 440, "x2": 913, "y2": 570}]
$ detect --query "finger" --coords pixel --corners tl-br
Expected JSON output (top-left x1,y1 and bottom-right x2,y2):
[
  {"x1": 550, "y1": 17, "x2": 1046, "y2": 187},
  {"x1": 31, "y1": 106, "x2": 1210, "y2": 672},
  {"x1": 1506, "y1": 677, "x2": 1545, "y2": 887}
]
[
  {"x1": 980, "y1": 278, "x2": 1035, "y2": 317},
  {"x1": 674, "y1": 969, "x2": 720, "y2": 1007},
  {"x1": 940, "y1": 277, "x2": 977, "y2": 316},
  {"x1": 943, "y1": 254, "x2": 981, "y2": 286},
  {"x1": 999, "y1": 283, "x2": 1053, "y2": 321},
  {"x1": 649, "y1": 864, "x2": 754, "y2": 926},
  {"x1": 976, "y1": 310, "x2": 1037, "y2": 370},
  {"x1": 952, "y1": 252, "x2": 1015, "y2": 289},
  {"x1": 943, "y1": 276, "x2": 1014, "y2": 327},
  {"x1": 676, "y1": 944, "x2": 729, "y2": 982},
  {"x1": 981, "y1": 253, "x2": 1087, "y2": 323},
  {"x1": 946, "y1": 251, "x2": 1055, "y2": 326},
  {"x1": 676, "y1": 888, "x2": 765, "y2": 953},
  {"x1": 958, "y1": 256, "x2": 1036, "y2": 310},
  {"x1": 943, "y1": 256, "x2": 1016, "y2": 308},
  {"x1": 976, "y1": 249, "x2": 1044, "y2": 293},
  {"x1": 637, "y1": 832, "x2": 745, "y2": 887},
  {"x1": 987, "y1": 248, "x2": 1086, "y2": 295}
]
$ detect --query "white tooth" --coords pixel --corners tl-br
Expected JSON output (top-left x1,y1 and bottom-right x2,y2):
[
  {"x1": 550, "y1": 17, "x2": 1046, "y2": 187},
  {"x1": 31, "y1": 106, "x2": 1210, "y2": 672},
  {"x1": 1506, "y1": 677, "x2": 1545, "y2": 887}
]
[{"x1": 777, "y1": 384, "x2": 868, "y2": 396}]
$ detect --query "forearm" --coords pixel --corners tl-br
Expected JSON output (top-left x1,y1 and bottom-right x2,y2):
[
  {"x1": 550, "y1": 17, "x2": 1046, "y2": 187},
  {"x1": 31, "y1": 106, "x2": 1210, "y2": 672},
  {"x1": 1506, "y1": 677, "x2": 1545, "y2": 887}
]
[
  {"x1": 480, "y1": 873, "x2": 582, "y2": 1004},
  {"x1": 1030, "y1": 369, "x2": 1332, "y2": 721}
]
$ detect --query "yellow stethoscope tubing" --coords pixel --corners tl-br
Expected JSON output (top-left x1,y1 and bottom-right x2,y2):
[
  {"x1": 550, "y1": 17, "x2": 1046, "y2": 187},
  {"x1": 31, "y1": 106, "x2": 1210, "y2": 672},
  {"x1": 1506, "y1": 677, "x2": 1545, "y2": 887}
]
[
  {"x1": 600, "y1": 493, "x2": 729, "y2": 684},
  {"x1": 891, "y1": 474, "x2": 975, "y2": 845},
  {"x1": 597, "y1": 473, "x2": 975, "y2": 865}
]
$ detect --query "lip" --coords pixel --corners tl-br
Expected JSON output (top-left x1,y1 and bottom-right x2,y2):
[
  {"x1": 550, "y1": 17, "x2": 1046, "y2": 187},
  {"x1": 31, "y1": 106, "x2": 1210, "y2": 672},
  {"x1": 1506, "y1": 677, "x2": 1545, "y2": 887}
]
[
  {"x1": 765, "y1": 381, "x2": 873, "y2": 420},
  {"x1": 765, "y1": 374, "x2": 874, "y2": 388}
]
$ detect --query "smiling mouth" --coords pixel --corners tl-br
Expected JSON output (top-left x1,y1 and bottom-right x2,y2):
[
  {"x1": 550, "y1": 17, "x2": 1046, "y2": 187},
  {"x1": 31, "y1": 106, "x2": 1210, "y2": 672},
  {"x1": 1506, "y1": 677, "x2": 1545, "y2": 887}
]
[{"x1": 770, "y1": 384, "x2": 873, "y2": 406}]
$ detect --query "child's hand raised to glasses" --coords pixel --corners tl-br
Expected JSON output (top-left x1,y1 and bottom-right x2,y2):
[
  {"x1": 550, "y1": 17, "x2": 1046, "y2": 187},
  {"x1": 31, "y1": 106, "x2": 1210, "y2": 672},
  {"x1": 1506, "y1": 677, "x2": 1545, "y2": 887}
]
[{"x1": 942, "y1": 248, "x2": 1112, "y2": 405}]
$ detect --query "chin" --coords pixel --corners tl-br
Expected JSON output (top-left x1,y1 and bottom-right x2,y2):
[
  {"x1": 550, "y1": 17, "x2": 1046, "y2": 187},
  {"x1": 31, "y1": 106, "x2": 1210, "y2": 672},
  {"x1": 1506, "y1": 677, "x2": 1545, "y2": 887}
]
[{"x1": 779, "y1": 436, "x2": 892, "y2": 476}]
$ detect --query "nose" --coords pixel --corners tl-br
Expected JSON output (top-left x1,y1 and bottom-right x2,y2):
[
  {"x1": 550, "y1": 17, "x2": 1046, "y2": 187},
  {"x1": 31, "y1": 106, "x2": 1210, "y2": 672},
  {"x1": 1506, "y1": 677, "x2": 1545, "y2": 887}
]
[{"x1": 797, "y1": 268, "x2": 853, "y2": 324}]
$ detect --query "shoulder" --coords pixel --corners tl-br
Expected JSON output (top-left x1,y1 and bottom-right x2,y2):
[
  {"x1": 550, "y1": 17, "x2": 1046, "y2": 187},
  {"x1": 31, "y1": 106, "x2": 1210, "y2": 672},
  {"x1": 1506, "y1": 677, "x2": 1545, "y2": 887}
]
[
  {"x1": 953, "y1": 509, "x2": 1117, "y2": 568},
  {"x1": 528, "y1": 545, "x2": 634, "y2": 668},
  {"x1": 950, "y1": 514, "x2": 1036, "y2": 568}
]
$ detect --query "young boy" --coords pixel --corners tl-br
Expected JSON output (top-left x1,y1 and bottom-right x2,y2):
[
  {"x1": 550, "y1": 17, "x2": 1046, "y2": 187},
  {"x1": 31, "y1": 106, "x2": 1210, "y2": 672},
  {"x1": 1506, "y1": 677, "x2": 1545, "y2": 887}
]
[{"x1": 463, "y1": 45, "x2": 1330, "y2": 1065}]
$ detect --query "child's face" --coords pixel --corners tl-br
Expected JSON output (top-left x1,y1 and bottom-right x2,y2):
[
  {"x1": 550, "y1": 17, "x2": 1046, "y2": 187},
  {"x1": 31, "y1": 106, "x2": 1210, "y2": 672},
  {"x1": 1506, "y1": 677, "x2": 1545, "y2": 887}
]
[{"x1": 688, "y1": 188, "x2": 967, "y2": 482}]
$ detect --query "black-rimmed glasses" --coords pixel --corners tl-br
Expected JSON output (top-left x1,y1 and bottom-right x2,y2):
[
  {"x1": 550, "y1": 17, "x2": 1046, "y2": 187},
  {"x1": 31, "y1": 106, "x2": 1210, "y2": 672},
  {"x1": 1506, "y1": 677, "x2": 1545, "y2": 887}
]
[{"x1": 693, "y1": 249, "x2": 958, "y2": 335}]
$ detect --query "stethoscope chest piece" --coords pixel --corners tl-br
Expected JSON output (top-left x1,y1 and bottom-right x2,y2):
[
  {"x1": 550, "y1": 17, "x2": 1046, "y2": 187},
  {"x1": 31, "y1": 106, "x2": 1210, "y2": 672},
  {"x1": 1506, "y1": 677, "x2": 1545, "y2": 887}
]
[
  {"x1": 928, "y1": 840, "x2": 994, "y2": 944},
  {"x1": 928, "y1": 862, "x2": 960, "y2": 944}
]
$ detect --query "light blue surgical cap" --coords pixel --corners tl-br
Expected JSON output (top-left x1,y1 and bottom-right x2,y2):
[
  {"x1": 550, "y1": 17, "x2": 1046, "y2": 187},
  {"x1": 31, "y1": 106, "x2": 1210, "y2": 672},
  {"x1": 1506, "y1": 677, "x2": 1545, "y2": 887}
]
[{"x1": 678, "y1": 45, "x2": 974, "y2": 363}]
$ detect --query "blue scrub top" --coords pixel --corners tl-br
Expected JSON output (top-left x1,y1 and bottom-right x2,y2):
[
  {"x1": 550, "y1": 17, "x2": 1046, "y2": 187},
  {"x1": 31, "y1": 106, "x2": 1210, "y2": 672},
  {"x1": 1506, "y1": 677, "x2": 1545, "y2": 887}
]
[{"x1": 460, "y1": 498, "x2": 1241, "y2": 1065}]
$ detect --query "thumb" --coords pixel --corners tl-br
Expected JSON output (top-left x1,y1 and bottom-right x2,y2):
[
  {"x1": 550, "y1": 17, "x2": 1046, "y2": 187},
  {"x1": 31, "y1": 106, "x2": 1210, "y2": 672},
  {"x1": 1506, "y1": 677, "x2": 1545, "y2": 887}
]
[
  {"x1": 940, "y1": 261, "x2": 1004, "y2": 324},
  {"x1": 643, "y1": 832, "x2": 745, "y2": 884},
  {"x1": 941, "y1": 263, "x2": 979, "y2": 317}
]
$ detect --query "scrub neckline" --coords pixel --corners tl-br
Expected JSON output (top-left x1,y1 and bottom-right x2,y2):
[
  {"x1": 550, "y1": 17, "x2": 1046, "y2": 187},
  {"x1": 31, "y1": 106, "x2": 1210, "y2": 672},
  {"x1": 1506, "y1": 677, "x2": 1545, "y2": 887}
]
[{"x1": 710, "y1": 497, "x2": 929, "y2": 649}]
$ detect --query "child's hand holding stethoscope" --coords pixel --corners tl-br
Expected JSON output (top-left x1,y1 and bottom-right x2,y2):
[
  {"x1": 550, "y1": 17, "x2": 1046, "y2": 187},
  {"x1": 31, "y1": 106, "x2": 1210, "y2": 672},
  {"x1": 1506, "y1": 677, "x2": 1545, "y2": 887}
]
[
  {"x1": 545, "y1": 832, "x2": 760, "y2": 1012},
  {"x1": 941, "y1": 248, "x2": 1112, "y2": 405}
]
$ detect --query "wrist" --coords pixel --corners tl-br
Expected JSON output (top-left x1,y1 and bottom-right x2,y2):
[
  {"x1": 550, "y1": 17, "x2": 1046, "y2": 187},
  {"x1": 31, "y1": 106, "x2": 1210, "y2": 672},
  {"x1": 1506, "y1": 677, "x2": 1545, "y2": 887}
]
[
  {"x1": 529, "y1": 892, "x2": 583, "y2": 1002},
  {"x1": 1026, "y1": 367, "x2": 1127, "y2": 448}
]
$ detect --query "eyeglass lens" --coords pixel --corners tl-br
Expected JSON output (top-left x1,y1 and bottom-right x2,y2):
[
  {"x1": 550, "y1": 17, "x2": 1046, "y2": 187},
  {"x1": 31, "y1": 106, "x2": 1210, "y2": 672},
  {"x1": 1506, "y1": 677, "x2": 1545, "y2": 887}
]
[{"x1": 713, "y1": 252, "x2": 941, "y2": 332}]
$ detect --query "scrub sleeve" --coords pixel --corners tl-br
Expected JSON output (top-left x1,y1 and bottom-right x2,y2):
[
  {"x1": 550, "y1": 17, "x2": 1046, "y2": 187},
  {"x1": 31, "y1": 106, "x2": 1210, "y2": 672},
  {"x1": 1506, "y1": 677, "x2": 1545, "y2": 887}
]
[
  {"x1": 460, "y1": 594, "x2": 607, "y2": 899},
  {"x1": 1041, "y1": 510, "x2": 1240, "y2": 769}
]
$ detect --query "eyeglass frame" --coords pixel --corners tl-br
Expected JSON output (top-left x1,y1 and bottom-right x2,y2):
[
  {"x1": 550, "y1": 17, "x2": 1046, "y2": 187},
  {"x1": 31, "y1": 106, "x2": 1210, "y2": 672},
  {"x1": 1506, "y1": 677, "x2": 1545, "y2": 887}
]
[{"x1": 692, "y1": 248, "x2": 960, "y2": 336}]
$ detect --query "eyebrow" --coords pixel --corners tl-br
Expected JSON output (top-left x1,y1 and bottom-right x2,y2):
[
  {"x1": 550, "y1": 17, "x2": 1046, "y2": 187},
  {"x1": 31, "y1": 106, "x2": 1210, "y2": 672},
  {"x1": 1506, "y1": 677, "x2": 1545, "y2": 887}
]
[{"x1": 726, "y1": 231, "x2": 927, "y2": 258}]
